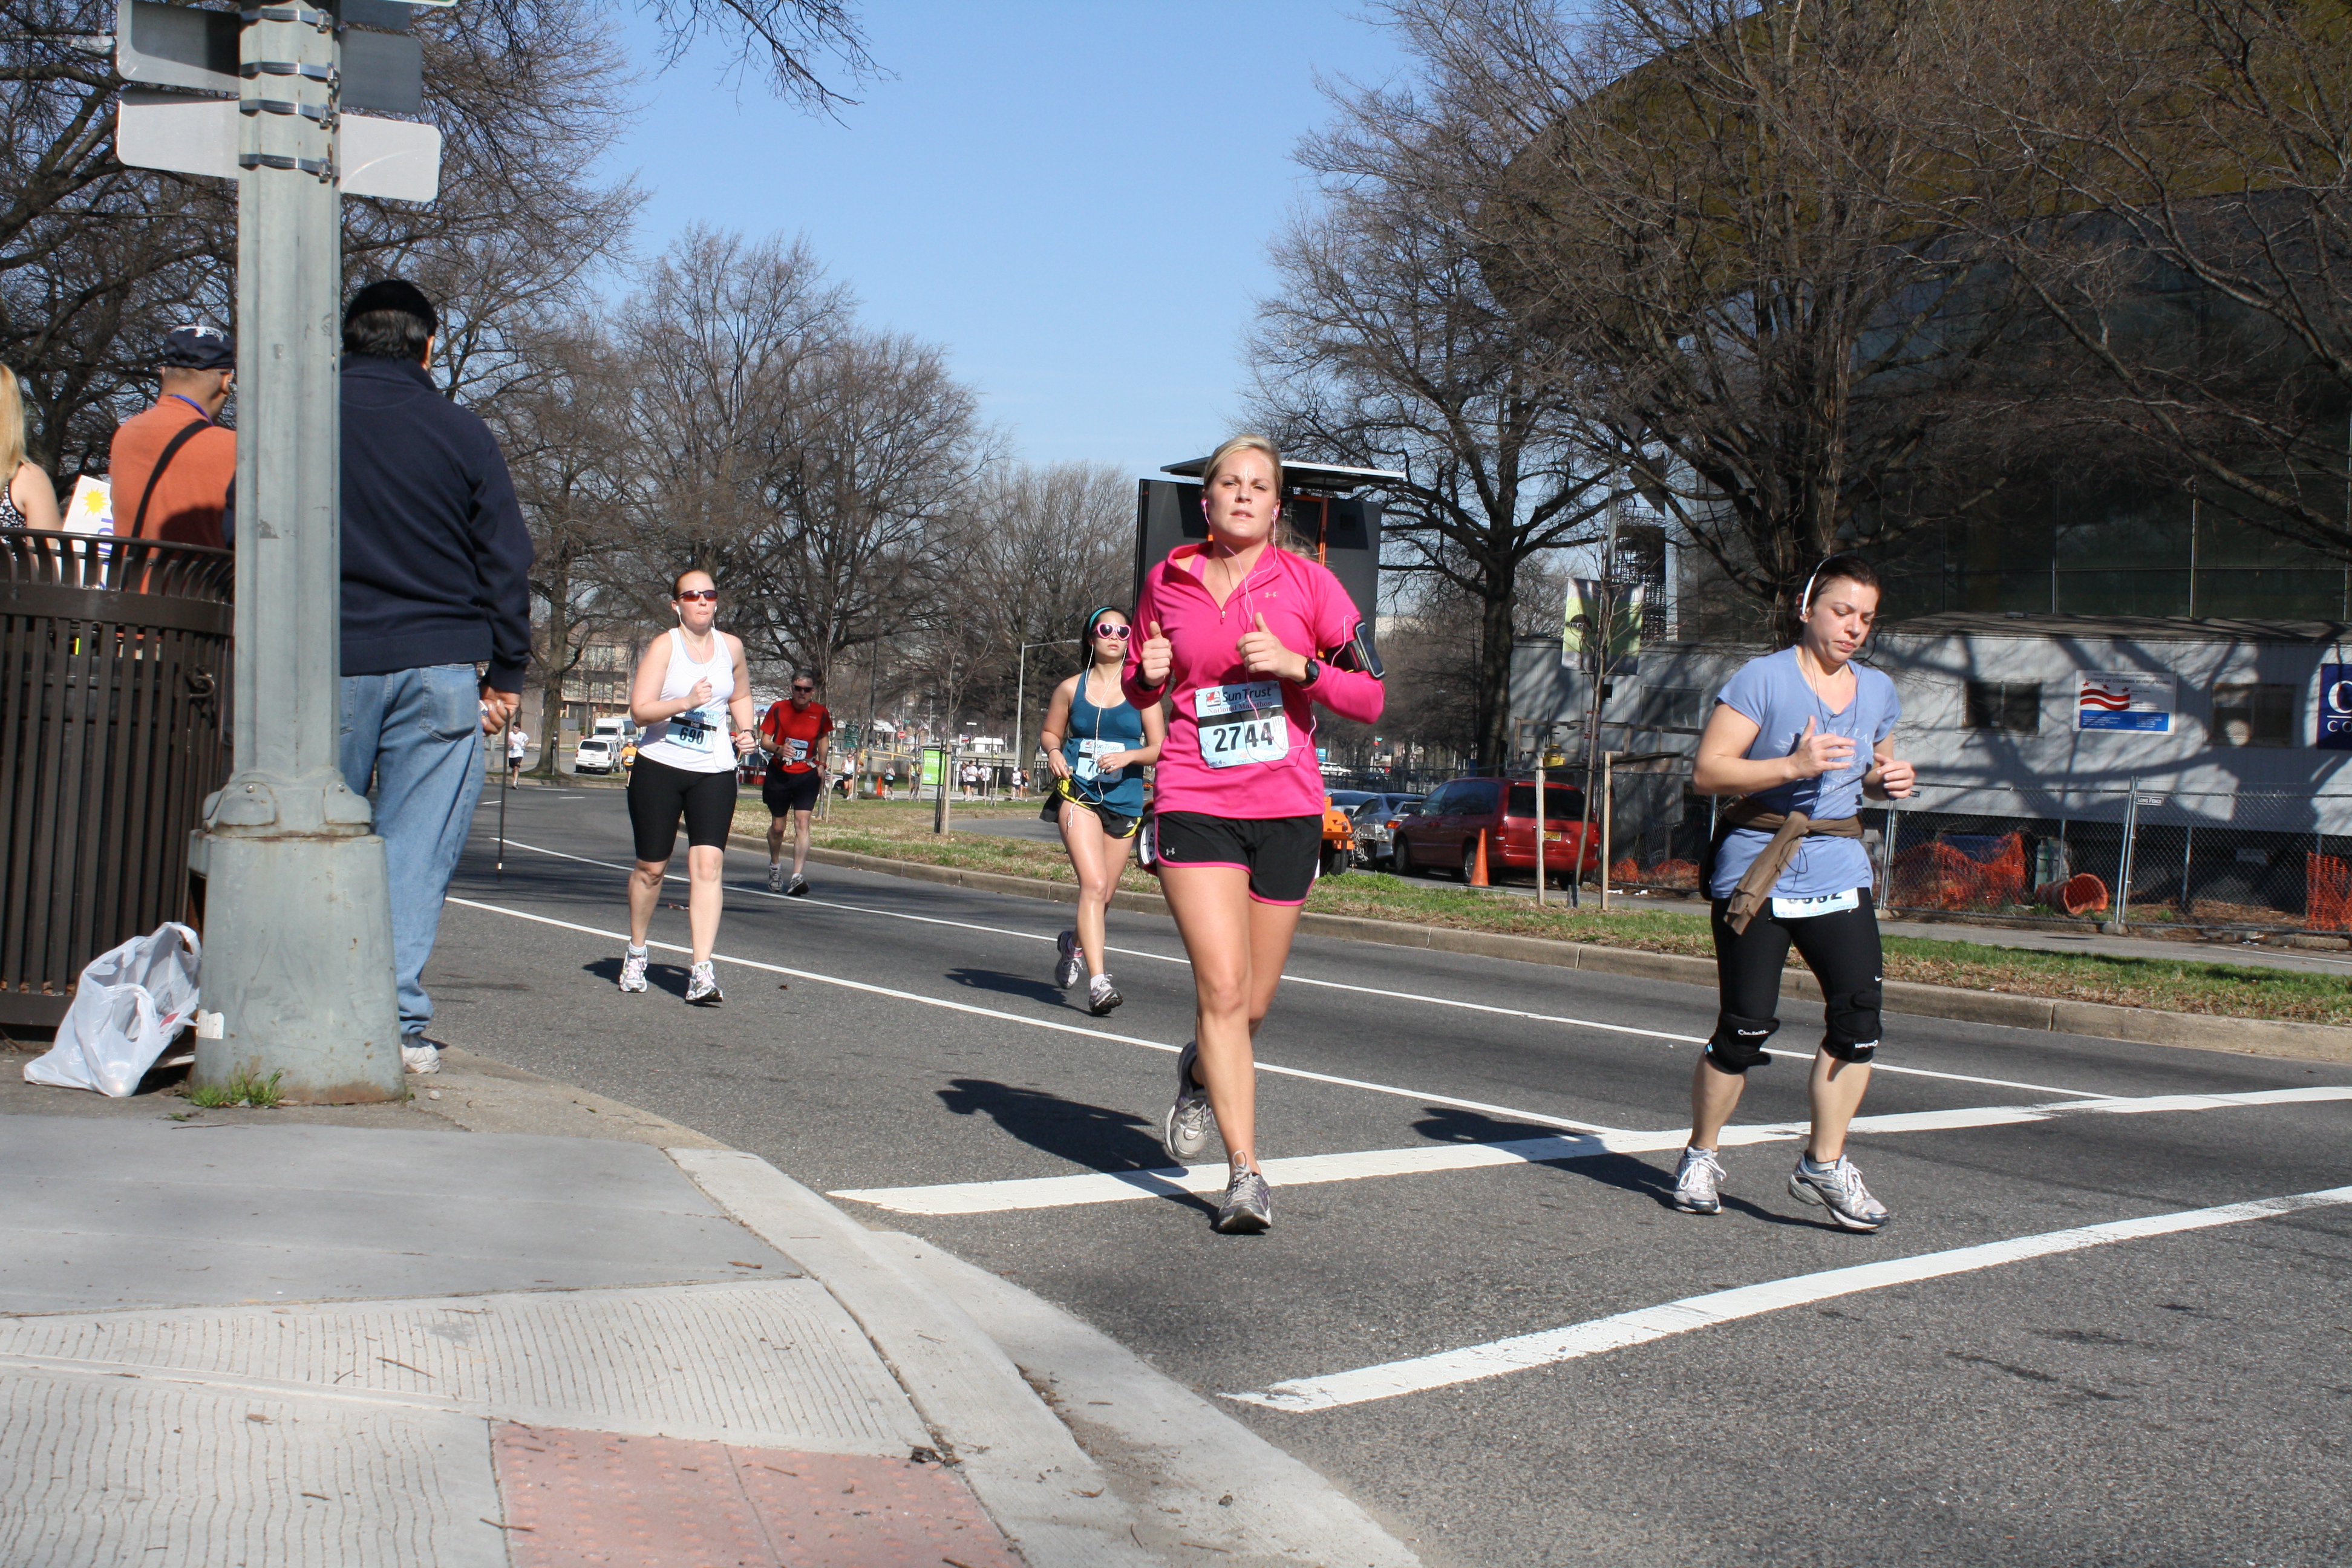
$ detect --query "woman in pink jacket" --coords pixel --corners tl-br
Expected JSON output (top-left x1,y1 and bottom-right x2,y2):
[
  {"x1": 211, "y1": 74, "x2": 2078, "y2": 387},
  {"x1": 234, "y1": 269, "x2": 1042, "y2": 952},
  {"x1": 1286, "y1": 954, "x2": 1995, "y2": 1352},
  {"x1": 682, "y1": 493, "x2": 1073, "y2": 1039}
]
[{"x1": 1127, "y1": 435, "x2": 1385, "y2": 1233}]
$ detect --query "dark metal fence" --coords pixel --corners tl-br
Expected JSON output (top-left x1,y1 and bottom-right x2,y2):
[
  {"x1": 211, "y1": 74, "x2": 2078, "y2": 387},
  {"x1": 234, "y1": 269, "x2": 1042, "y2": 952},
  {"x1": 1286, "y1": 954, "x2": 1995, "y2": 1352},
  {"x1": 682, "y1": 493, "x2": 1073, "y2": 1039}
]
[
  {"x1": 1872, "y1": 784, "x2": 2352, "y2": 938},
  {"x1": 1562, "y1": 750, "x2": 2352, "y2": 938},
  {"x1": 1, "y1": 530, "x2": 232, "y2": 1025}
]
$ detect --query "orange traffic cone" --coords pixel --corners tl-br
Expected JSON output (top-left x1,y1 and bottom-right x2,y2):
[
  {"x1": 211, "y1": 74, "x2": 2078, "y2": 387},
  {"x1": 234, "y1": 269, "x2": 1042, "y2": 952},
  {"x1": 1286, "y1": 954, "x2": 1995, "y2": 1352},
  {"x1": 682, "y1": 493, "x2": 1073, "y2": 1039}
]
[{"x1": 1471, "y1": 829, "x2": 1491, "y2": 887}]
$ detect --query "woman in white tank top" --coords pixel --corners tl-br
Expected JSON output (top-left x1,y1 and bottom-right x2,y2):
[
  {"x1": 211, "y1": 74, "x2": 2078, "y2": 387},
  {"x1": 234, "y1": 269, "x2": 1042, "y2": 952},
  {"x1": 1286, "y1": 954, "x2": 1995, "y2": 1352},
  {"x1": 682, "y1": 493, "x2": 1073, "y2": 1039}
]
[{"x1": 619, "y1": 569, "x2": 756, "y2": 1005}]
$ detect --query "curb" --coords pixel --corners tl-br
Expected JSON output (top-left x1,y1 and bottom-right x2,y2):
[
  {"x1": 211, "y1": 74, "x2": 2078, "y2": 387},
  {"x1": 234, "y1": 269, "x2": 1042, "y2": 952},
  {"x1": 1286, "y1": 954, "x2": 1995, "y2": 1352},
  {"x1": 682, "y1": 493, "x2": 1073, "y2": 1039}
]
[
  {"x1": 753, "y1": 838, "x2": 2352, "y2": 1066},
  {"x1": 669, "y1": 1148, "x2": 1160, "y2": 1568},
  {"x1": 876, "y1": 1230, "x2": 1423, "y2": 1567}
]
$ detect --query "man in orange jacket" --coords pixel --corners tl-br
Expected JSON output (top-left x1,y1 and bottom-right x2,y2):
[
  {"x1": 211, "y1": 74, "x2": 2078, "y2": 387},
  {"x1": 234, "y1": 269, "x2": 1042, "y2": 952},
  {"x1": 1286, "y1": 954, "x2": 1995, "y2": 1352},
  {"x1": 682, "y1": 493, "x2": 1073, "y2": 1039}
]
[{"x1": 111, "y1": 323, "x2": 237, "y2": 549}]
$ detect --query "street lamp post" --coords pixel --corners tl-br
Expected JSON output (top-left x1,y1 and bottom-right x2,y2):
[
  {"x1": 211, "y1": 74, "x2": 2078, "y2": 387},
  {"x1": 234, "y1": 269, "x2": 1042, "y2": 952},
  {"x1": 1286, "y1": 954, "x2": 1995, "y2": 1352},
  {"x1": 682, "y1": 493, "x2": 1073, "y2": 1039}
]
[
  {"x1": 194, "y1": 1, "x2": 403, "y2": 1102},
  {"x1": 1013, "y1": 639, "x2": 1080, "y2": 792}
]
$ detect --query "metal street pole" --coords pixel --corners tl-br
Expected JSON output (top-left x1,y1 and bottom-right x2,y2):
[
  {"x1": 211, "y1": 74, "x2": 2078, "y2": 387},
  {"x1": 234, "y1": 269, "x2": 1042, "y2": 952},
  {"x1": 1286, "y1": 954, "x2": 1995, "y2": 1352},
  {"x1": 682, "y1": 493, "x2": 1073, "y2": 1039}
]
[
  {"x1": 194, "y1": 0, "x2": 403, "y2": 1102},
  {"x1": 862, "y1": 655, "x2": 878, "y2": 797},
  {"x1": 1573, "y1": 514, "x2": 1621, "y2": 909},
  {"x1": 1014, "y1": 638, "x2": 1079, "y2": 794}
]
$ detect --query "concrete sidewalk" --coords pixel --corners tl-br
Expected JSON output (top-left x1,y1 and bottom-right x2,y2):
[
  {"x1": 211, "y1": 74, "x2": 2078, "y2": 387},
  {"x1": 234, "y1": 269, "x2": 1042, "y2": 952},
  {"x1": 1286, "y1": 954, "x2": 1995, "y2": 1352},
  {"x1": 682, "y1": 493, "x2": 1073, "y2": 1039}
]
[{"x1": 0, "y1": 1050, "x2": 1416, "y2": 1568}]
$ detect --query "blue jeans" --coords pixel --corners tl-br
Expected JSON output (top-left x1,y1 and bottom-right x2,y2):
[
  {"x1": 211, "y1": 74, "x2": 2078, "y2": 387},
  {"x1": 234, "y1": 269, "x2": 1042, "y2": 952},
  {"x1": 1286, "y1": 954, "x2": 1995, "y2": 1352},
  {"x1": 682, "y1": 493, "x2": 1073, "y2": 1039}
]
[{"x1": 340, "y1": 665, "x2": 485, "y2": 1039}]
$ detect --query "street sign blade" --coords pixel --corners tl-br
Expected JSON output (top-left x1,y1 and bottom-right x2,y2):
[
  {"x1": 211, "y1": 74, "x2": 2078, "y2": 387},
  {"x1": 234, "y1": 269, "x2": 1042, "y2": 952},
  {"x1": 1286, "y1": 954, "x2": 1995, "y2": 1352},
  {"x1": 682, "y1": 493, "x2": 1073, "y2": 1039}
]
[
  {"x1": 342, "y1": 28, "x2": 422, "y2": 114},
  {"x1": 116, "y1": 0, "x2": 237, "y2": 96},
  {"x1": 341, "y1": 0, "x2": 416, "y2": 27},
  {"x1": 342, "y1": 114, "x2": 440, "y2": 202},
  {"x1": 117, "y1": 87, "x2": 237, "y2": 178}
]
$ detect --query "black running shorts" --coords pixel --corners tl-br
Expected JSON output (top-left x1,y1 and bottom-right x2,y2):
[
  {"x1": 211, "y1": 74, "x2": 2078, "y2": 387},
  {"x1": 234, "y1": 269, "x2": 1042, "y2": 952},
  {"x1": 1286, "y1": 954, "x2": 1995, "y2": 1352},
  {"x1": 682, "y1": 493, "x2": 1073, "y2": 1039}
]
[
  {"x1": 1152, "y1": 811, "x2": 1322, "y2": 906},
  {"x1": 763, "y1": 767, "x2": 823, "y2": 817},
  {"x1": 1041, "y1": 784, "x2": 1140, "y2": 840},
  {"x1": 628, "y1": 754, "x2": 738, "y2": 863}
]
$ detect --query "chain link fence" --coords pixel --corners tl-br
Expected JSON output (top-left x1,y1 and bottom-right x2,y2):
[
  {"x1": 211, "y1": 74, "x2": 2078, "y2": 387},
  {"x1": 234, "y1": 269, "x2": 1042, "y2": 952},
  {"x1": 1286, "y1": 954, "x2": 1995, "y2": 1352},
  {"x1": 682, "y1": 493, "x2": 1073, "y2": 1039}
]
[
  {"x1": 1561, "y1": 756, "x2": 2352, "y2": 937},
  {"x1": 1872, "y1": 784, "x2": 2352, "y2": 936}
]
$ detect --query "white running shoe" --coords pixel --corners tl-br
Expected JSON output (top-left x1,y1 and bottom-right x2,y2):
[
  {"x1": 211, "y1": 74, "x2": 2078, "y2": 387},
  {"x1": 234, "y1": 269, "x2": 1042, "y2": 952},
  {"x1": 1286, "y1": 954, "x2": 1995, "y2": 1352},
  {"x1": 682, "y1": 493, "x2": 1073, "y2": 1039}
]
[
  {"x1": 1671, "y1": 1145, "x2": 1725, "y2": 1214},
  {"x1": 768, "y1": 861, "x2": 785, "y2": 893},
  {"x1": 1214, "y1": 1168, "x2": 1273, "y2": 1234},
  {"x1": 400, "y1": 1037, "x2": 440, "y2": 1074},
  {"x1": 1087, "y1": 973, "x2": 1122, "y2": 1016},
  {"x1": 1161, "y1": 1042, "x2": 1215, "y2": 1165},
  {"x1": 786, "y1": 873, "x2": 809, "y2": 898},
  {"x1": 685, "y1": 961, "x2": 722, "y2": 1006},
  {"x1": 619, "y1": 947, "x2": 648, "y2": 993},
  {"x1": 1054, "y1": 930, "x2": 1082, "y2": 990},
  {"x1": 1788, "y1": 1153, "x2": 1892, "y2": 1231}
]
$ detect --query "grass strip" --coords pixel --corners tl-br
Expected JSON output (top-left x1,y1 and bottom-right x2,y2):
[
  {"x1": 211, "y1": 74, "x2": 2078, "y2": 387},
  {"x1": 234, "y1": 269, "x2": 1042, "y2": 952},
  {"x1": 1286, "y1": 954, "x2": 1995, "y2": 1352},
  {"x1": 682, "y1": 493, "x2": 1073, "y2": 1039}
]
[{"x1": 739, "y1": 799, "x2": 2352, "y2": 1026}]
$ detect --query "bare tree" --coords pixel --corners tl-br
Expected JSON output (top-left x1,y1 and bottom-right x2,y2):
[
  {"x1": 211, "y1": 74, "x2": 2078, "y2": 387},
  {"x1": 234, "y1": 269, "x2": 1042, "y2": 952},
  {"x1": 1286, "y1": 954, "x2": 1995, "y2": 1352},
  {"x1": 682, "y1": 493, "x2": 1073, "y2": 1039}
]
[
  {"x1": 1389, "y1": 0, "x2": 2053, "y2": 634},
  {"x1": 0, "y1": 1, "x2": 233, "y2": 483},
  {"x1": 351, "y1": 0, "x2": 647, "y2": 411},
  {"x1": 490, "y1": 325, "x2": 639, "y2": 771},
  {"x1": 732, "y1": 328, "x2": 991, "y2": 687},
  {"x1": 953, "y1": 460, "x2": 1132, "y2": 751},
  {"x1": 1952, "y1": 0, "x2": 2352, "y2": 562},
  {"x1": 0, "y1": 0, "x2": 866, "y2": 494},
  {"x1": 1255, "y1": 77, "x2": 1618, "y2": 766},
  {"x1": 618, "y1": 225, "x2": 849, "y2": 604}
]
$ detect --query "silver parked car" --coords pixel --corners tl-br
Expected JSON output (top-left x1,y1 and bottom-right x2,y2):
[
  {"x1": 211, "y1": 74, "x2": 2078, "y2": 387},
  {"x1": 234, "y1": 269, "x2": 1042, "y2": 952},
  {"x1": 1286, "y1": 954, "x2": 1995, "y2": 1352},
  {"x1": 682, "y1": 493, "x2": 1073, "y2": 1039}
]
[{"x1": 1349, "y1": 794, "x2": 1426, "y2": 869}]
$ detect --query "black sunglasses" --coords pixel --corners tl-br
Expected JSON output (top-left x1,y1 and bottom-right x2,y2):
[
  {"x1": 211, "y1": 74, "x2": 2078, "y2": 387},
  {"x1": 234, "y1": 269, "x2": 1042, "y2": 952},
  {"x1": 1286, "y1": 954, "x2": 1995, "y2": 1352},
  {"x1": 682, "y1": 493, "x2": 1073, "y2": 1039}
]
[{"x1": 676, "y1": 588, "x2": 718, "y2": 603}]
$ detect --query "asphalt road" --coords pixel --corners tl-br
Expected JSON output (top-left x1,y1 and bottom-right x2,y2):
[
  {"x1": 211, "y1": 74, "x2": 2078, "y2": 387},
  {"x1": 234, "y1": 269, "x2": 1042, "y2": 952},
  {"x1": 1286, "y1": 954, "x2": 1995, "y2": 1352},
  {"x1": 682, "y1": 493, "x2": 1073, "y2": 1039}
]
[{"x1": 431, "y1": 786, "x2": 2352, "y2": 1568}]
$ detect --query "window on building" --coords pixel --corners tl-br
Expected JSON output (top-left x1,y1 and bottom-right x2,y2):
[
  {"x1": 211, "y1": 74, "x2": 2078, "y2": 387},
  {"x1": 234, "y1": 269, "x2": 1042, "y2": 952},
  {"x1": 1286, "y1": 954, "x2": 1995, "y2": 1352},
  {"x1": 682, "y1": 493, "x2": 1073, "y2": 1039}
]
[
  {"x1": 1632, "y1": 685, "x2": 1701, "y2": 730},
  {"x1": 2212, "y1": 682, "x2": 2295, "y2": 748},
  {"x1": 1964, "y1": 681, "x2": 2041, "y2": 732}
]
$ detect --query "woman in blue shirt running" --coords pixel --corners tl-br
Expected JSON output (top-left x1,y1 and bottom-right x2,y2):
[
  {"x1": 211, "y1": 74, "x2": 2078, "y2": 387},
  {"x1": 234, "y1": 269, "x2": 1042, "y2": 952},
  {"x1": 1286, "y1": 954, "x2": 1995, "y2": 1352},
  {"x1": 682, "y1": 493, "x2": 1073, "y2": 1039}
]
[
  {"x1": 1039, "y1": 607, "x2": 1165, "y2": 1016},
  {"x1": 1672, "y1": 554, "x2": 1916, "y2": 1232}
]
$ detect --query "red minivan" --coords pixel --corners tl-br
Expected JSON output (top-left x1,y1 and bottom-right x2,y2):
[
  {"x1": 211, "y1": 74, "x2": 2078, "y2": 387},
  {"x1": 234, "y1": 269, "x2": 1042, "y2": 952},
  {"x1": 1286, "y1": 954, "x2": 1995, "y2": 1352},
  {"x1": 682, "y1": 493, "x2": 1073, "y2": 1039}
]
[{"x1": 1393, "y1": 776, "x2": 1601, "y2": 886}]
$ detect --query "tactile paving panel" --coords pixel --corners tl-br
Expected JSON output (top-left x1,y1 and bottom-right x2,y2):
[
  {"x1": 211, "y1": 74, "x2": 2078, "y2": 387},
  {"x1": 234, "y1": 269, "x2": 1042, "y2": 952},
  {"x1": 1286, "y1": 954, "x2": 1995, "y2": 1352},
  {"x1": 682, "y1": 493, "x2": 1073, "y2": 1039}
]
[
  {"x1": 0, "y1": 1281, "x2": 925, "y2": 1453},
  {"x1": 492, "y1": 1423, "x2": 1024, "y2": 1568},
  {"x1": 0, "y1": 1367, "x2": 507, "y2": 1568}
]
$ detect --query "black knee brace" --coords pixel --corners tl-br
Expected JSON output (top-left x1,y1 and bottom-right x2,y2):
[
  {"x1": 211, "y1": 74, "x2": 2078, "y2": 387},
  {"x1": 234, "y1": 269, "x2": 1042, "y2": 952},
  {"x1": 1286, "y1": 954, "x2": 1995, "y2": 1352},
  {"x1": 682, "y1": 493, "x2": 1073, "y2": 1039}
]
[
  {"x1": 1705, "y1": 1012, "x2": 1780, "y2": 1073},
  {"x1": 1823, "y1": 981, "x2": 1883, "y2": 1063}
]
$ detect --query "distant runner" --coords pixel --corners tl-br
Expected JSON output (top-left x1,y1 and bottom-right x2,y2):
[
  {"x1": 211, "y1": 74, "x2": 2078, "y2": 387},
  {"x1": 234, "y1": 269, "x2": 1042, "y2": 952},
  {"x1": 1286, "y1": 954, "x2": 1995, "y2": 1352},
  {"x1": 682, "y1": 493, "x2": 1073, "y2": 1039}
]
[
  {"x1": 1039, "y1": 606, "x2": 1165, "y2": 1016},
  {"x1": 1673, "y1": 553, "x2": 1915, "y2": 1231},
  {"x1": 506, "y1": 724, "x2": 528, "y2": 788},
  {"x1": 1129, "y1": 434, "x2": 1385, "y2": 1233},
  {"x1": 759, "y1": 673, "x2": 832, "y2": 897},
  {"x1": 619, "y1": 569, "x2": 757, "y2": 1005}
]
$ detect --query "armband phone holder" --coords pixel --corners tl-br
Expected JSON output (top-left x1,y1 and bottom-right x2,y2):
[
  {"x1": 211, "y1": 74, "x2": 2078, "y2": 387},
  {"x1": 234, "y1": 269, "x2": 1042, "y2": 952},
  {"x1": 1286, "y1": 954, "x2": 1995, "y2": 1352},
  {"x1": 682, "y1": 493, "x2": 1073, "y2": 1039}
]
[{"x1": 1327, "y1": 624, "x2": 1385, "y2": 680}]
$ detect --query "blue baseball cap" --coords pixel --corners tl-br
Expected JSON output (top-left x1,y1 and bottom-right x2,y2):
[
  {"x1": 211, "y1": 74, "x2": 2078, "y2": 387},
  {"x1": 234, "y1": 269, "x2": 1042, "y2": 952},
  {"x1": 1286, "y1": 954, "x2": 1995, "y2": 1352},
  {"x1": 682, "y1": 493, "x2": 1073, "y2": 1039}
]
[{"x1": 160, "y1": 322, "x2": 234, "y2": 370}]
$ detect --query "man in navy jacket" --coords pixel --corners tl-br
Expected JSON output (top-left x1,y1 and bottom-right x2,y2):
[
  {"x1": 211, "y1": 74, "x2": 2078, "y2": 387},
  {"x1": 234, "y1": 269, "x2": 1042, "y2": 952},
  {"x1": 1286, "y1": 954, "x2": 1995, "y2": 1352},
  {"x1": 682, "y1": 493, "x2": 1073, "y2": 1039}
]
[{"x1": 336, "y1": 279, "x2": 532, "y2": 1074}]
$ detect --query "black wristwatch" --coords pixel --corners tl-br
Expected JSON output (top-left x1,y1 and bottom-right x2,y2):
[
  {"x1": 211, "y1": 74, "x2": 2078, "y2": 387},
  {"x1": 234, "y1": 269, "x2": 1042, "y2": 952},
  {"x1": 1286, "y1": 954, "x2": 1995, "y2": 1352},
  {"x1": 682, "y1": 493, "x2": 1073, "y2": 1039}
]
[{"x1": 1299, "y1": 657, "x2": 1322, "y2": 688}]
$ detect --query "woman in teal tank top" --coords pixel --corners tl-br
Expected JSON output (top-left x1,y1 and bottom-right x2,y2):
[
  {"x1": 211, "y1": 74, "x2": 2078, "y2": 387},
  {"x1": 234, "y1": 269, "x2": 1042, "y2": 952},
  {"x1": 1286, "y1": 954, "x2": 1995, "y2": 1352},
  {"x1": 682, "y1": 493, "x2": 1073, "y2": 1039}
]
[{"x1": 1039, "y1": 606, "x2": 1165, "y2": 1016}]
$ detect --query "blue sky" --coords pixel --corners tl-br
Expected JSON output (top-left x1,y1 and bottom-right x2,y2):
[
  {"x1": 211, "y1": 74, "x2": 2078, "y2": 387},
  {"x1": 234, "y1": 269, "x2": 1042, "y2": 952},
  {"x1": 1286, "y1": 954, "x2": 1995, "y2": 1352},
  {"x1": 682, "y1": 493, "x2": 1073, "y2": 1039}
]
[{"x1": 595, "y1": 2, "x2": 1411, "y2": 478}]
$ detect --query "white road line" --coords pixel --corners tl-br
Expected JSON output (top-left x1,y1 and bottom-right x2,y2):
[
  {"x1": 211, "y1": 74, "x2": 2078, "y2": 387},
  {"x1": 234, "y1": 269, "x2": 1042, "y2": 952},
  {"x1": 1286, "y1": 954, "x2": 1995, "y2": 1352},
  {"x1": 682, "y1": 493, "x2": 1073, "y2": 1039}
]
[
  {"x1": 486, "y1": 835, "x2": 2108, "y2": 1100},
  {"x1": 1226, "y1": 1182, "x2": 2352, "y2": 1413},
  {"x1": 827, "y1": 1086, "x2": 2352, "y2": 1215},
  {"x1": 442, "y1": 895, "x2": 1616, "y2": 1134}
]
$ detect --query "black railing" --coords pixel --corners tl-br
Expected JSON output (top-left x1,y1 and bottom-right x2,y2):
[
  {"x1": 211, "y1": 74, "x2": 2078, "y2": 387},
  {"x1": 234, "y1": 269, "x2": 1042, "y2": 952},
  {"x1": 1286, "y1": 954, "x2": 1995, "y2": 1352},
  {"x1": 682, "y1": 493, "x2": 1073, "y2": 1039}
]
[{"x1": 1, "y1": 529, "x2": 232, "y2": 1026}]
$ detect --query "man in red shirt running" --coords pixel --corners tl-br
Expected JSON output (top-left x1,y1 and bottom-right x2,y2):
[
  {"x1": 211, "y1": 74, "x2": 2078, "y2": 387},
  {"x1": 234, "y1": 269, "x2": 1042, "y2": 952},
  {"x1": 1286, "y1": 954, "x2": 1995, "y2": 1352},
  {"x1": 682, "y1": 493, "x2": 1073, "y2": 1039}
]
[{"x1": 759, "y1": 673, "x2": 832, "y2": 895}]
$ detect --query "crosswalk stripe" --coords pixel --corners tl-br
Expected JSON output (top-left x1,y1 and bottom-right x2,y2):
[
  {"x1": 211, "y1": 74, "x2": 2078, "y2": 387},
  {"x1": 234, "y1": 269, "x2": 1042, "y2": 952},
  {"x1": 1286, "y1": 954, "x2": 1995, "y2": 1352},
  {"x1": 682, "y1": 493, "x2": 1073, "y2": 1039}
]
[
  {"x1": 826, "y1": 1086, "x2": 2352, "y2": 1215},
  {"x1": 1224, "y1": 1182, "x2": 2352, "y2": 1413}
]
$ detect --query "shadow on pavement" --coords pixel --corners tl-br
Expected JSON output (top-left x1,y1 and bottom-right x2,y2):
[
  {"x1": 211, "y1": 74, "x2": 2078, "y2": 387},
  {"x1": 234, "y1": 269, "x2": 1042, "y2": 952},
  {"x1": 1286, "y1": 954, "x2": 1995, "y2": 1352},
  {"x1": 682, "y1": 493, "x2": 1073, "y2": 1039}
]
[
  {"x1": 936, "y1": 1077, "x2": 1207, "y2": 1204},
  {"x1": 581, "y1": 956, "x2": 690, "y2": 1001},
  {"x1": 1410, "y1": 1106, "x2": 1819, "y2": 1226},
  {"x1": 942, "y1": 967, "x2": 1068, "y2": 1009}
]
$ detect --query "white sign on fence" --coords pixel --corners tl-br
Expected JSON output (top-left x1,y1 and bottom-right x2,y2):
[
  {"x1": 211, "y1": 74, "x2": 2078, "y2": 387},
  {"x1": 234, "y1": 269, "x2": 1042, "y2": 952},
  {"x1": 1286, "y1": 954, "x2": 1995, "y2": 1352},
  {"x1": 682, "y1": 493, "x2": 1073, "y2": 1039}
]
[{"x1": 2076, "y1": 670, "x2": 2177, "y2": 733}]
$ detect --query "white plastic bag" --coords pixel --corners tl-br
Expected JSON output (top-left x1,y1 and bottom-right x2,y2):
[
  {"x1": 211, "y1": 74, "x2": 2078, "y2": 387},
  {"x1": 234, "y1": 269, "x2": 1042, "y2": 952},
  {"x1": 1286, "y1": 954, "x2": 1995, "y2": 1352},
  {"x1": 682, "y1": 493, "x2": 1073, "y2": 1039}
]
[{"x1": 24, "y1": 923, "x2": 201, "y2": 1097}]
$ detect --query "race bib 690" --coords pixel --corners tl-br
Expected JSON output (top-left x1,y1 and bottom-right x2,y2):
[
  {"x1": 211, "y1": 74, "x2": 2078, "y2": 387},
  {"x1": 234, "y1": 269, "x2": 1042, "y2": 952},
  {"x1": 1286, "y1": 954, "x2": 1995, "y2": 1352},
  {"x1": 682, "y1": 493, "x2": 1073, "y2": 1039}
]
[
  {"x1": 670, "y1": 702, "x2": 726, "y2": 753},
  {"x1": 1194, "y1": 681, "x2": 1288, "y2": 769}
]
